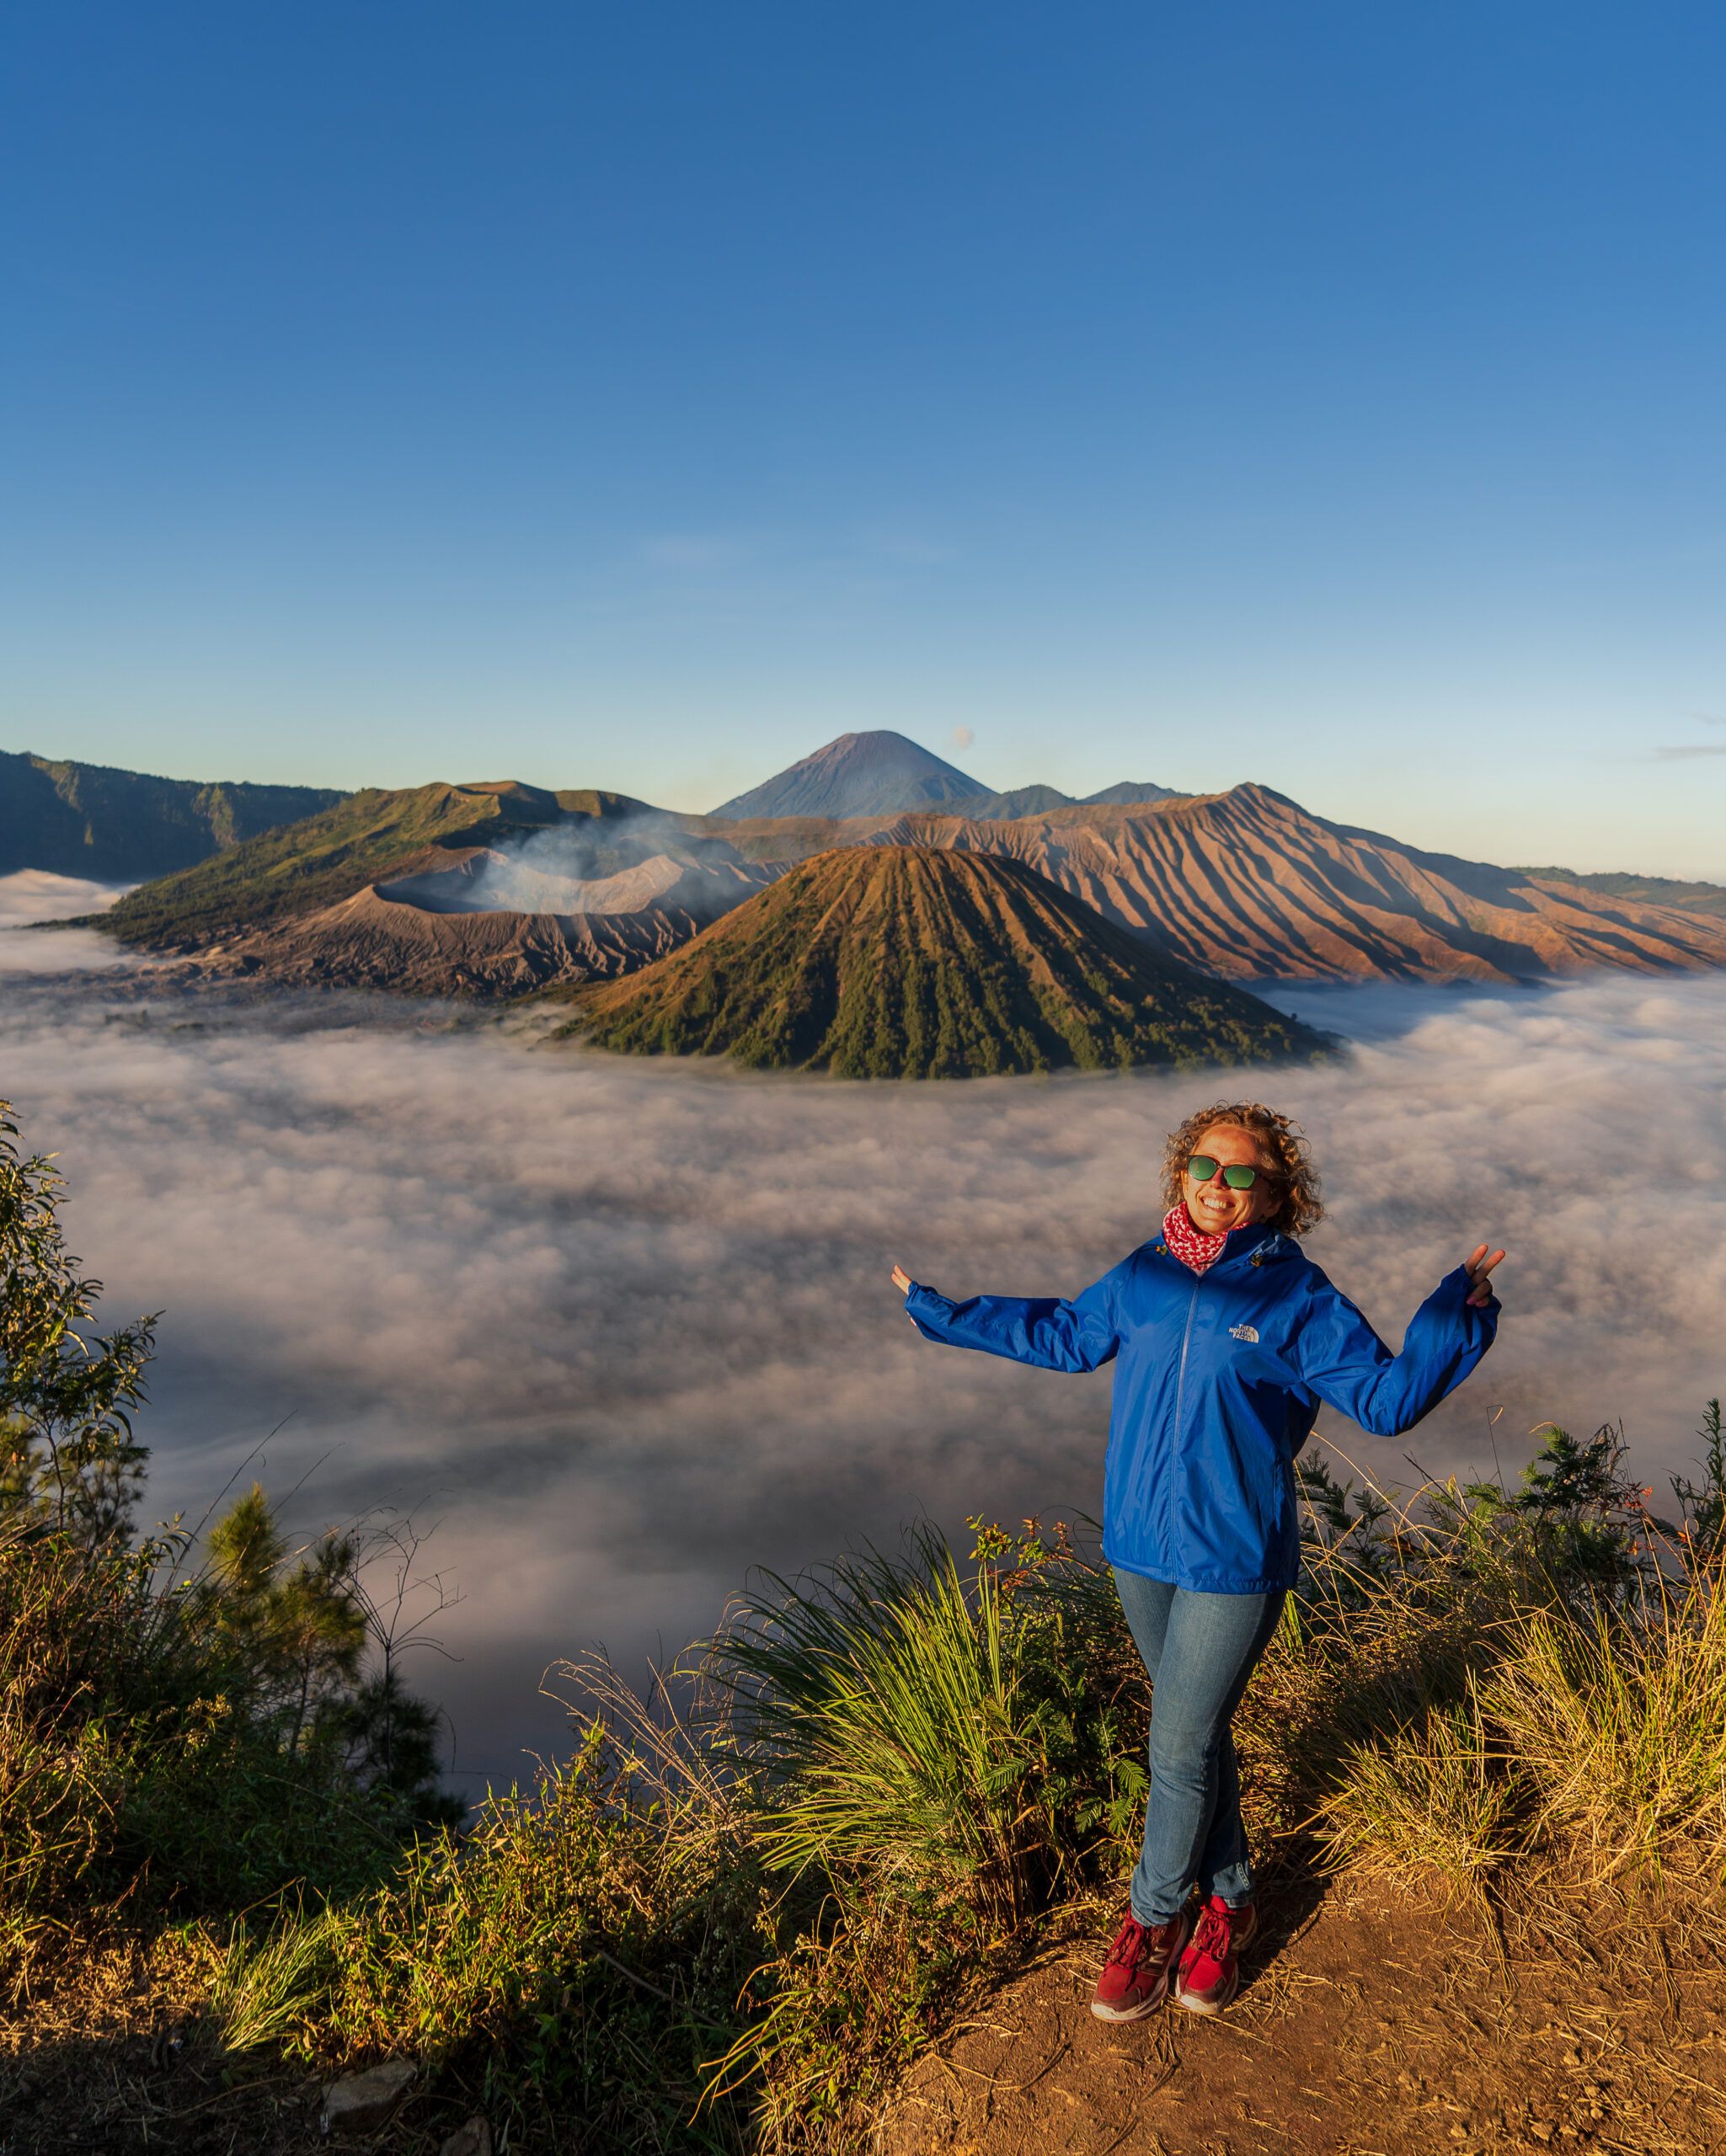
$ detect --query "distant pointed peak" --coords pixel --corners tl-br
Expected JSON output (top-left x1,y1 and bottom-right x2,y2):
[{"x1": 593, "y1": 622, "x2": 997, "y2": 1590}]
[{"x1": 710, "y1": 730, "x2": 982, "y2": 820}]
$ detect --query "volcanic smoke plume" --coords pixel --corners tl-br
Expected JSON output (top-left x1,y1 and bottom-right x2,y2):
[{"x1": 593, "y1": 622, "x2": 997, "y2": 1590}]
[{"x1": 395, "y1": 812, "x2": 769, "y2": 921}]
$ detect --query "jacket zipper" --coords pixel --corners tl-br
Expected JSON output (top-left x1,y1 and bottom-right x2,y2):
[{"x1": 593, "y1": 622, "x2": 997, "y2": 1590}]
[{"x1": 1165, "y1": 1273, "x2": 1202, "y2": 1561}]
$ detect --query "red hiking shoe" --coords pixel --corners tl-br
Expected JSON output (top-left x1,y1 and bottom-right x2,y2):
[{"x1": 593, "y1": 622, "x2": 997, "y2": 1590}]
[
  {"x1": 1089, "y1": 1908, "x2": 1190, "y2": 2022},
  {"x1": 1175, "y1": 1894, "x2": 1257, "y2": 2015}
]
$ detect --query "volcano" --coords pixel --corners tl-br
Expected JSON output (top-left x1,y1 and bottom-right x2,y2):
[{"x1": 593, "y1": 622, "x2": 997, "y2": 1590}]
[
  {"x1": 559, "y1": 846, "x2": 1329, "y2": 1077},
  {"x1": 101, "y1": 780, "x2": 783, "y2": 995},
  {"x1": 708, "y1": 731, "x2": 1184, "y2": 822},
  {"x1": 709, "y1": 731, "x2": 984, "y2": 819}
]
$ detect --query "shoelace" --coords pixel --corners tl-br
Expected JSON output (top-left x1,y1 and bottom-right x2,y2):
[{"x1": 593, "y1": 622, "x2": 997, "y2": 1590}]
[
  {"x1": 1104, "y1": 1918, "x2": 1151, "y2": 1970},
  {"x1": 1189, "y1": 1904, "x2": 1232, "y2": 1965}
]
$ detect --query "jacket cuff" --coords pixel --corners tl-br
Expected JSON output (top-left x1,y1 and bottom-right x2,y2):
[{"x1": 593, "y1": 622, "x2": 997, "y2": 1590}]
[
  {"x1": 1439, "y1": 1262, "x2": 1499, "y2": 1327},
  {"x1": 905, "y1": 1283, "x2": 955, "y2": 1342}
]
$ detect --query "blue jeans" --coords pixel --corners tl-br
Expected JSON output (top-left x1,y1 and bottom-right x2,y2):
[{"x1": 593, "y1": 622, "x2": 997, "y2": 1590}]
[{"x1": 1112, "y1": 1568, "x2": 1286, "y2": 1925}]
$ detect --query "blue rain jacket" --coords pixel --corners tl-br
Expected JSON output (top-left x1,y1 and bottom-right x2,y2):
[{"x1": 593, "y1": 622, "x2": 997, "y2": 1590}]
[{"x1": 905, "y1": 1220, "x2": 1499, "y2": 1594}]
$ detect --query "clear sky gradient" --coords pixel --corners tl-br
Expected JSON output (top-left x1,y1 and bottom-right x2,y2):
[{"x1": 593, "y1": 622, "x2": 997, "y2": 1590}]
[{"x1": 4, "y1": 3, "x2": 1724, "y2": 874}]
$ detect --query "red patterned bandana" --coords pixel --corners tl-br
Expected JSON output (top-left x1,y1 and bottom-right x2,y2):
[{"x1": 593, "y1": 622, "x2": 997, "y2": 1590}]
[{"x1": 1162, "y1": 1202, "x2": 1227, "y2": 1274}]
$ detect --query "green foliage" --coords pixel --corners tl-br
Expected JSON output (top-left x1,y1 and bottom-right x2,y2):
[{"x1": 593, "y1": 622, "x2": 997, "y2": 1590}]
[
  {"x1": 17, "y1": 1097, "x2": 1726, "y2": 2151},
  {"x1": 1290, "y1": 1452, "x2": 1400, "y2": 1601},
  {"x1": 699, "y1": 1517, "x2": 1151, "y2": 2138},
  {"x1": 1302, "y1": 1417, "x2": 1726, "y2": 1905},
  {"x1": 704, "y1": 1530, "x2": 1053, "y2": 1913},
  {"x1": 1515, "y1": 1420, "x2": 1624, "y2": 1513},
  {"x1": 0, "y1": 1530, "x2": 166, "y2": 1925},
  {"x1": 200, "y1": 1484, "x2": 365, "y2": 1752},
  {"x1": 47, "y1": 1389, "x2": 1726, "y2": 2153},
  {"x1": 221, "y1": 1520, "x2": 1150, "y2": 2153},
  {"x1": 335, "y1": 1668, "x2": 454, "y2": 1810},
  {"x1": 0, "y1": 1514, "x2": 400, "y2": 1954},
  {"x1": 1671, "y1": 1398, "x2": 1726, "y2": 1561},
  {"x1": 1479, "y1": 1578, "x2": 1726, "y2": 1886},
  {"x1": 0, "y1": 1107, "x2": 155, "y2": 1540}
]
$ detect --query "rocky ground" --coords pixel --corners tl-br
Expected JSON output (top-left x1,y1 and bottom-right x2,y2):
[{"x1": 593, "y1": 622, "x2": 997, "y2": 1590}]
[{"x1": 875, "y1": 1872, "x2": 1726, "y2": 2156}]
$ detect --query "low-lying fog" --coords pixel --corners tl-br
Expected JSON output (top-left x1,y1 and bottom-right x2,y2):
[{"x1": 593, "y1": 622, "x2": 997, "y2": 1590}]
[{"x1": 3, "y1": 874, "x2": 1723, "y2": 1793}]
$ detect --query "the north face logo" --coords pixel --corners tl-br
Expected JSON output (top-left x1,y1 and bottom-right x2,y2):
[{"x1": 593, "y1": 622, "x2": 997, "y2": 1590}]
[{"x1": 1229, "y1": 1322, "x2": 1259, "y2": 1343}]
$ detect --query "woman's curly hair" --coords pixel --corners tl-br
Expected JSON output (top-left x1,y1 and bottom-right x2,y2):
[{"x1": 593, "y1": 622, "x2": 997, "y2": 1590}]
[{"x1": 1161, "y1": 1101, "x2": 1324, "y2": 1237}]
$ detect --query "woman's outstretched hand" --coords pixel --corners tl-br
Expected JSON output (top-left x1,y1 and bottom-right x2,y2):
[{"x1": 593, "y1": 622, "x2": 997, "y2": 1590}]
[
  {"x1": 890, "y1": 1264, "x2": 913, "y2": 1296},
  {"x1": 1464, "y1": 1244, "x2": 1505, "y2": 1308}
]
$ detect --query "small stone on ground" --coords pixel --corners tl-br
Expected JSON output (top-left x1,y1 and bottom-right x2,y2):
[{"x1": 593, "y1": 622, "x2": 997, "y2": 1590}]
[{"x1": 320, "y1": 2057, "x2": 418, "y2": 2133}]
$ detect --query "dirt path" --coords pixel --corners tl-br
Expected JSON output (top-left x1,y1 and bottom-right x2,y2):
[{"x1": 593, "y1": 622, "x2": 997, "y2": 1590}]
[
  {"x1": 9, "y1": 1876, "x2": 1726, "y2": 2153},
  {"x1": 874, "y1": 1874, "x2": 1726, "y2": 2156}
]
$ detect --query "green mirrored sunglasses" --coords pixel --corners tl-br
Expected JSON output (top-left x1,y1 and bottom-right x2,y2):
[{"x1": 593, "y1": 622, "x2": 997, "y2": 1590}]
[{"x1": 1186, "y1": 1154, "x2": 1266, "y2": 1190}]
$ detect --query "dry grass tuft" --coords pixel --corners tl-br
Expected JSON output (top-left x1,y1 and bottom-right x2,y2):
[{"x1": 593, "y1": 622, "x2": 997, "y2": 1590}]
[
  {"x1": 1483, "y1": 1574, "x2": 1726, "y2": 1886},
  {"x1": 1315, "y1": 1688, "x2": 1515, "y2": 1908}
]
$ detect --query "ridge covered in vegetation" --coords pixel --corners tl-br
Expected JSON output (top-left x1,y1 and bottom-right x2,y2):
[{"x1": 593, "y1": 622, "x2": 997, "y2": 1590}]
[
  {"x1": 558, "y1": 845, "x2": 1330, "y2": 1076},
  {"x1": 99, "y1": 782, "x2": 651, "y2": 947},
  {"x1": 0, "y1": 749, "x2": 345, "y2": 883}
]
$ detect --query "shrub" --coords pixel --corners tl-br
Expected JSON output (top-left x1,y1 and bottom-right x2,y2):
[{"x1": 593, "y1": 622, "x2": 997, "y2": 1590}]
[
  {"x1": 693, "y1": 1521, "x2": 1146, "y2": 2142},
  {"x1": 0, "y1": 1507, "x2": 430, "y2": 1961},
  {"x1": 704, "y1": 1528, "x2": 1085, "y2": 1919},
  {"x1": 216, "y1": 1718, "x2": 774, "y2": 2153},
  {"x1": 0, "y1": 1101, "x2": 456, "y2": 1981},
  {"x1": 37, "y1": 1409, "x2": 1726, "y2": 2152},
  {"x1": 213, "y1": 1520, "x2": 1150, "y2": 2151},
  {"x1": 0, "y1": 1106, "x2": 153, "y2": 1540}
]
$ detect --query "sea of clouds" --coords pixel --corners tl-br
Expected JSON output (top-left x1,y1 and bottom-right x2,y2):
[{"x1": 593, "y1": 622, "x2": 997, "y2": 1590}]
[
  {"x1": 3, "y1": 872, "x2": 1723, "y2": 1790},
  {"x1": 0, "y1": 870, "x2": 132, "y2": 965}
]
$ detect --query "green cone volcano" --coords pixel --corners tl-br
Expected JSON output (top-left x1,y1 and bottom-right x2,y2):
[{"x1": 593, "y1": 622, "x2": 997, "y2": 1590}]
[{"x1": 560, "y1": 846, "x2": 1331, "y2": 1077}]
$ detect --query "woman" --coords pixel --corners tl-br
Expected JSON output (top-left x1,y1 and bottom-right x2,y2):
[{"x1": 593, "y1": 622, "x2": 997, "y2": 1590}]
[{"x1": 890, "y1": 1101, "x2": 1503, "y2": 2022}]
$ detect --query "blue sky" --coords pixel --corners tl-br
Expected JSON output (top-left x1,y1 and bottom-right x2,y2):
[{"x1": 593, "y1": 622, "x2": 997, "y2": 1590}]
[{"x1": 4, "y1": 3, "x2": 1725, "y2": 874}]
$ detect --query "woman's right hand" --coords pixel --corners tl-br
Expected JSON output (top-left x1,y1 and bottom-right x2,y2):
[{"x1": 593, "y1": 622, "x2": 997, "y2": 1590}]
[
  {"x1": 1463, "y1": 1244, "x2": 1506, "y2": 1309},
  {"x1": 890, "y1": 1264, "x2": 913, "y2": 1296}
]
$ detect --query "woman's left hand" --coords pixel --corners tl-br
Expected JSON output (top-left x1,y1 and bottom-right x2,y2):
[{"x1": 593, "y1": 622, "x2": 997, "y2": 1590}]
[{"x1": 1463, "y1": 1244, "x2": 1505, "y2": 1308}]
